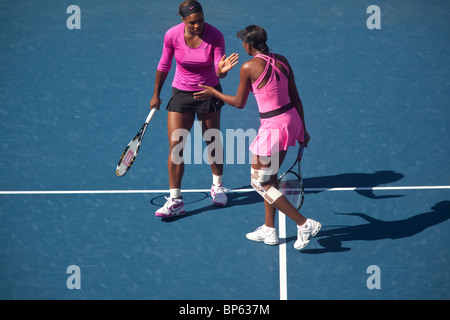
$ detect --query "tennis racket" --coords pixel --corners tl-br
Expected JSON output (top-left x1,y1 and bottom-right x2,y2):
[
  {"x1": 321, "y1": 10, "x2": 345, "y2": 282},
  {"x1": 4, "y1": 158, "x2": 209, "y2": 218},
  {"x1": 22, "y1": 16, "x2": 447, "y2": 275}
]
[
  {"x1": 278, "y1": 145, "x2": 305, "y2": 209},
  {"x1": 116, "y1": 108, "x2": 157, "y2": 177}
]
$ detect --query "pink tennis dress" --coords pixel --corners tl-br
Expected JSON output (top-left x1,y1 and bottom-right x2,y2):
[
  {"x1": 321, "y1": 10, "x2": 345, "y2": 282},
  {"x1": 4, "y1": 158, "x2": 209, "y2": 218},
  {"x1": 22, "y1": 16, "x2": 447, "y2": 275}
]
[{"x1": 249, "y1": 53, "x2": 304, "y2": 156}]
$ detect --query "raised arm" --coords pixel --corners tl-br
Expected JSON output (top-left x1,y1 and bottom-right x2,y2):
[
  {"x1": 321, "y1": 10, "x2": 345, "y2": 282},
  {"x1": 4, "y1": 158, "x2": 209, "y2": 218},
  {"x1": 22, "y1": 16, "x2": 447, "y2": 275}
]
[{"x1": 216, "y1": 53, "x2": 239, "y2": 79}]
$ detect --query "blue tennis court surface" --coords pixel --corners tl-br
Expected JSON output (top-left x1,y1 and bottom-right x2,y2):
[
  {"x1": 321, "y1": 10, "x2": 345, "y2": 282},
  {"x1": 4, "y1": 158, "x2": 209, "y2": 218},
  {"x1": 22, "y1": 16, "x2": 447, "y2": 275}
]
[{"x1": 1, "y1": 0, "x2": 449, "y2": 301}]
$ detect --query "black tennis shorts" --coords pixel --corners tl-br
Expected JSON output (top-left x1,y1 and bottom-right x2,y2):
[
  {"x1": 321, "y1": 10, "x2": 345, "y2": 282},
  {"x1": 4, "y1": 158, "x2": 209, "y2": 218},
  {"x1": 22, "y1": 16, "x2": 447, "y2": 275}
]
[{"x1": 166, "y1": 84, "x2": 225, "y2": 113}]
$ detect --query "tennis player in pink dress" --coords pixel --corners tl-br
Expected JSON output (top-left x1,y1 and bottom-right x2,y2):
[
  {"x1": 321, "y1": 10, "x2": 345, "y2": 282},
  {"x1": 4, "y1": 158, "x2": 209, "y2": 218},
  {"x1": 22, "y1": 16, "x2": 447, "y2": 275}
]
[
  {"x1": 150, "y1": 1, "x2": 238, "y2": 218},
  {"x1": 195, "y1": 25, "x2": 321, "y2": 250}
]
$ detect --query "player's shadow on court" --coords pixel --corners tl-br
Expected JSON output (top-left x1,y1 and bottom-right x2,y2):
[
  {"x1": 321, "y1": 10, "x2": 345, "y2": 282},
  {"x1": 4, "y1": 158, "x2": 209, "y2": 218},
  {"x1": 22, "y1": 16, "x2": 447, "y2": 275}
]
[
  {"x1": 296, "y1": 201, "x2": 450, "y2": 254},
  {"x1": 151, "y1": 170, "x2": 405, "y2": 221},
  {"x1": 304, "y1": 170, "x2": 405, "y2": 199}
]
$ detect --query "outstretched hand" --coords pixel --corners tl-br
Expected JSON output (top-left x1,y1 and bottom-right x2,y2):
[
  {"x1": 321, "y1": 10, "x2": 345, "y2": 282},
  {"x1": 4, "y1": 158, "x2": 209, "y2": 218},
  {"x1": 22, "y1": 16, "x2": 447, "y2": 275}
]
[
  {"x1": 193, "y1": 84, "x2": 216, "y2": 101},
  {"x1": 218, "y1": 53, "x2": 239, "y2": 75}
]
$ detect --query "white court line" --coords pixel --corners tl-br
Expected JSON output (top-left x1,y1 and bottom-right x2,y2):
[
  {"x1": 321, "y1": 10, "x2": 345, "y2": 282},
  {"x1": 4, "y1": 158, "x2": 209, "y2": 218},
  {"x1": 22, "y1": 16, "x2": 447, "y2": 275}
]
[
  {"x1": 306, "y1": 185, "x2": 450, "y2": 191},
  {"x1": 0, "y1": 185, "x2": 449, "y2": 195},
  {"x1": 1, "y1": 185, "x2": 448, "y2": 300},
  {"x1": 278, "y1": 212, "x2": 288, "y2": 300}
]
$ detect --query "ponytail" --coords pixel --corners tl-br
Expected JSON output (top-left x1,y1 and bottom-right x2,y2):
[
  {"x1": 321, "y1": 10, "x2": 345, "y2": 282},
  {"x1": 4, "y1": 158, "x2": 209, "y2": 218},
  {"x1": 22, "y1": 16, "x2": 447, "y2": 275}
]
[{"x1": 254, "y1": 42, "x2": 269, "y2": 52}]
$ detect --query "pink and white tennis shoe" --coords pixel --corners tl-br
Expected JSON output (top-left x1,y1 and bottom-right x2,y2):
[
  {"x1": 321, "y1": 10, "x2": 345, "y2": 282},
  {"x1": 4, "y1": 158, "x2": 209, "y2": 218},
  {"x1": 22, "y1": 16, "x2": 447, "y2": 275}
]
[
  {"x1": 211, "y1": 183, "x2": 227, "y2": 206},
  {"x1": 155, "y1": 197, "x2": 185, "y2": 218}
]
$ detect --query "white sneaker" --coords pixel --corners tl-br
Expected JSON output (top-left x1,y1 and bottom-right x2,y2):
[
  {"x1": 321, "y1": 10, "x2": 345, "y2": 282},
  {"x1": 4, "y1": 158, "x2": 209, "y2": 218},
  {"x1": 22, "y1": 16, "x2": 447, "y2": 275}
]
[
  {"x1": 294, "y1": 218, "x2": 321, "y2": 250},
  {"x1": 246, "y1": 225, "x2": 279, "y2": 245},
  {"x1": 155, "y1": 197, "x2": 185, "y2": 218},
  {"x1": 211, "y1": 183, "x2": 228, "y2": 206}
]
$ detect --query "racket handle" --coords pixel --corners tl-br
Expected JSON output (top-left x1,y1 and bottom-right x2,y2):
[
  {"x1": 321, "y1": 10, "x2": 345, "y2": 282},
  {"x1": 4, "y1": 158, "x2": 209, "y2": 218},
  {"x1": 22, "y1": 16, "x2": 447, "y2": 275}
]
[
  {"x1": 145, "y1": 108, "x2": 157, "y2": 124},
  {"x1": 297, "y1": 145, "x2": 304, "y2": 160}
]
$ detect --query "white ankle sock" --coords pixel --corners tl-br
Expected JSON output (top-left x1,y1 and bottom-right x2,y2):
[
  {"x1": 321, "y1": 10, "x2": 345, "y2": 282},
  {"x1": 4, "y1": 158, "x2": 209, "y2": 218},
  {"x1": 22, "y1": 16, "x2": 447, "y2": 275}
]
[
  {"x1": 298, "y1": 220, "x2": 310, "y2": 230},
  {"x1": 212, "y1": 174, "x2": 223, "y2": 186},
  {"x1": 263, "y1": 225, "x2": 276, "y2": 235},
  {"x1": 170, "y1": 188, "x2": 181, "y2": 199}
]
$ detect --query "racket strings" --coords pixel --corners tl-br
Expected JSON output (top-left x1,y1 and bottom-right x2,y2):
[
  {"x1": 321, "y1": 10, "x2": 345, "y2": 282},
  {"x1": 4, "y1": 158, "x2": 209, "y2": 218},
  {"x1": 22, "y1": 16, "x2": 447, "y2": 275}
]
[
  {"x1": 279, "y1": 172, "x2": 303, "y2": 209},
  {"x1": 116, "y1": 139, "x2": 140, "y2": 176}
]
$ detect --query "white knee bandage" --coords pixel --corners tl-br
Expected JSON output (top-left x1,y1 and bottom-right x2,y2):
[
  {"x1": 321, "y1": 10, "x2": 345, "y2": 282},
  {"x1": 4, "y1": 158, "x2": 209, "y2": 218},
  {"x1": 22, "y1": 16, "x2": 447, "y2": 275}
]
[
  {"x1": 251, "y1": 168, "x2": 283, "y2": 204},
  {"x1": 264, "y1": 186, "x2": 283, "y2": 204},
  {"x1": 251, "y1": 168, "x2": 272, "y2": 184}
]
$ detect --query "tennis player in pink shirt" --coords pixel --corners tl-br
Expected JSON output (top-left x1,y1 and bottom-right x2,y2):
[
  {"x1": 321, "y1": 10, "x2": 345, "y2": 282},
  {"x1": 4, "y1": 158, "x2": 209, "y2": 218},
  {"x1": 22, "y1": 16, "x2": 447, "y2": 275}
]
[
  {"x1": 195, "y1": 25, "x2": 321, "y2": 250},
  {"x1": 150, "y1": 1, "x2": 238, "y2": 218}
]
